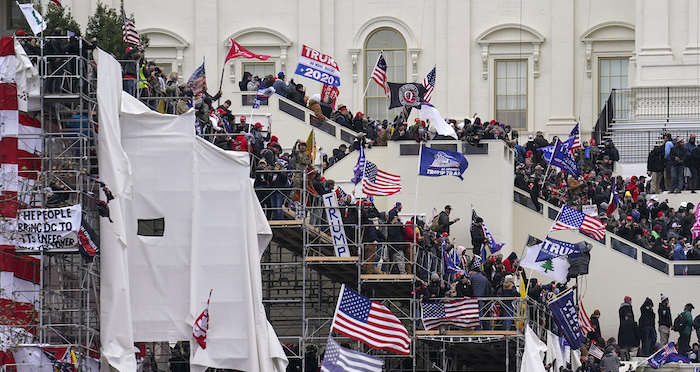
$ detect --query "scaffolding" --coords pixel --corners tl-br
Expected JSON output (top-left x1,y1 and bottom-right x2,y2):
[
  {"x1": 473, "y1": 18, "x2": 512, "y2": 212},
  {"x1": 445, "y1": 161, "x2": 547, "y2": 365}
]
[
  {"x1": 2, "y1": 35, "x2": 100, "y2": 370},
  {"x1": 2, "y1": 35, "x2": 557, "y2": 372},
  {"x1": 255, "y1": 170, "x2": 557, "y2": 372}
]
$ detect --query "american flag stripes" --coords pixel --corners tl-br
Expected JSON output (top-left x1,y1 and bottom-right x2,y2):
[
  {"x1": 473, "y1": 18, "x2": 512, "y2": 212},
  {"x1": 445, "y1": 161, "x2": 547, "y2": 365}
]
[
  {"x1": 331, "y1": 284, "x2": 410, "y2": 355},
  {"x1": 550, "y1": 206, "x2": 606, "y2": 241},
  {"x1": 578, "y1": 297, "x2": 595, "y2": 336},
  {"x1": 121, "y1": 5, "x2": 140, "y2": 45},
  {"x1": 321, "y1": 336, "x2": 384, "y2": 372},
  {"x1": 185, "y1": 59, "x2": 207, "y2": 96},
  {"x1": 371, "y1": 54, "x2": 390, "y2": 97},
  {"x1": 362, "y1": 161, "x2": 402, "y2": 197},
  {"x1": 569, "y1": 122, "x2": 582, "y2": 151},
  {"x1": 423, "y1": 66, "x2": 436, "y2": 103},
  {"x1": 588, "y1": 343, "x2": 603, "y2": 360},
  {"x1": 421, "y1": 298, "x2": 480, "y2": 330}
]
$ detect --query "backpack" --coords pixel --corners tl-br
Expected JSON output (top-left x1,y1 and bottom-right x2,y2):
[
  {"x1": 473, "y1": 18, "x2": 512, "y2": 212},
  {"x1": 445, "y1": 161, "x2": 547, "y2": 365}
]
[
  {"x1": 430, "y1": 215, "x2": 440, "y2": 232},
  {"x1": 672, "y1": 312, "x2": 687, "y2": 333},
  {"x1": 694, "y1": 314, "x2": 700, "y2": 331}
]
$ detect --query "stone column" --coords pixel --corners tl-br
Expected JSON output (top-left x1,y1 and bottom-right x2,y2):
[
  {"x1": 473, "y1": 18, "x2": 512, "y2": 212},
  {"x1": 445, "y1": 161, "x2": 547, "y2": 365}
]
[
  {"x1": 637, "y1": 0, "x2": 673, "y2": 60},
  {"x1": 546, "y1": 0, "x2": 577, "y2": 131}
]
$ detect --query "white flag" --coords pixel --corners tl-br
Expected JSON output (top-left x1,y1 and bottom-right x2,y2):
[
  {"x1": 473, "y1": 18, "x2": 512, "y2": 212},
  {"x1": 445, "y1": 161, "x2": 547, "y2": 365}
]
[
  {"x1": 17, "y1": 2, "x2": 47, "y2": 36},
  {"x1": 521, "y1": 325, "x2": 547, "y2": 372},
  {"x1": 520, "y1": 241, "x2": 571, "y2": 283},
  {"x1": 419, "y1": 103, "x2": 458, "y2": 139},
  {"x1": 546, "y1": 331, "x2": 565, "y2": 372}
]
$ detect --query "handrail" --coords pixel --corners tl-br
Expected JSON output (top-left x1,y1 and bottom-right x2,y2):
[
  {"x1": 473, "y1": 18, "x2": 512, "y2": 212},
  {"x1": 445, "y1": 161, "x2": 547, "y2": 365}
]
[{"x1": 513, "y1": 187, "x2": 700, "y2": 277}]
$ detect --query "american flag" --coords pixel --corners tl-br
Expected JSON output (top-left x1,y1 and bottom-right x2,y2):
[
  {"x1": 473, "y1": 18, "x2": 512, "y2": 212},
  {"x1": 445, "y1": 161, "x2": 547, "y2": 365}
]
[
  {"x1": 550, "y1": 206, "x2": 606, "y2": 241},
  {"x1": 606, "y1": 185, "x2": 619, "y2": 217},
  {"x1": 692, "y1": 205, "x2": 700, "y2": 240},
  {"x1": 421, "y1": 298, "x2": 480, "y2": 330},
  {"x1": 121, "y1": 5, "x2": 140, "y2": 45},
  {"x1": 331, "y1": 284, "x2": 410, "y2": 355},
  {"x1": 423, "y1": 66, "x2": 436, "y2": 103},
  {"x1": 321, "y1": 336, "x2": 384, "y2": 372},
  {"x1": 661, "y1": 342, "x2": 678, "y2": 356},
  {"x1": 371, "y1": 54, "x2": 390, "y2": 97},
  {"x1": 335, "y1": 186, "x2": 348, "y2": 201},
  {"x1": 588, "y1": 343, "x2": 604, "y2": 360},
  {"x1": 362, "y1": 161, "x2": 402, "y2": 196},
  {"x1": 569, "y1": 122, "x2": 582, "y2": 151},
  {"x1": 578, "y1": 297, "x2": 595, "y2": 336},
  {"x1": 185, "y1": 59, "x2": 206, "y2": 96}
]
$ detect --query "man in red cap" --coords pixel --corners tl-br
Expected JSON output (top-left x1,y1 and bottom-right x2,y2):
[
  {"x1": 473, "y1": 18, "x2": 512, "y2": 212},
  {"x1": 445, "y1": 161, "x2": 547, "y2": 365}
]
[{"x1": 619, "y1": 295, "x2": 634, "y2": 322}]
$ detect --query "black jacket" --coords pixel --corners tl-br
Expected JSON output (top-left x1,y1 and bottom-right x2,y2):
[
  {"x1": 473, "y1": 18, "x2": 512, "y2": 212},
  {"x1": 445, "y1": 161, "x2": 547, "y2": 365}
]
[
  {"x1": 647, "y1": 145, "x2": 666, "y2": 172},
  {"x1": 618, "y1": 318, "x2": 640, "y2": 348},
  {"x1": 658, "y1": 302, "x2": 672, "y2": 326},
  {"x1": 639, "y1": 297, "x2": 656, "y2": 327}
]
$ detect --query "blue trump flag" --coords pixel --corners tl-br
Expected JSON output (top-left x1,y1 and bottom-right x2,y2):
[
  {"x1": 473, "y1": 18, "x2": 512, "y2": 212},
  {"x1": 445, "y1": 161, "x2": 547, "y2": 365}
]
[
  {"x1": 419, "y1": 146, "x2": 469, "y2": 180},
  {"x1": 549, "y1": 139, "x2": 580, "y2": 178},
  {"x1": 548, "y1": 290, "x2": 586, "y2": 349},
  {"x1": 648, "y1": 343, "x2": 690, "y2": 369}
]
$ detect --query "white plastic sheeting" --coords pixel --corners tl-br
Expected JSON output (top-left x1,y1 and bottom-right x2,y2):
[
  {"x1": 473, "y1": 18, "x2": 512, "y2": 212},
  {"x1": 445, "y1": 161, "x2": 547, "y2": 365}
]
[{"x1": 96, "y1": 49, "x2": 287, "y2": 372}]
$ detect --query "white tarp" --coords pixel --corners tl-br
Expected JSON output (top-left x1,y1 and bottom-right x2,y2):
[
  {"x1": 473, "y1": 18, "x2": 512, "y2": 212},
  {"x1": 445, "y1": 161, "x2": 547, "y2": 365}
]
[{"x1": 96, "y1": 48, "x2": 287, "y2": 372}]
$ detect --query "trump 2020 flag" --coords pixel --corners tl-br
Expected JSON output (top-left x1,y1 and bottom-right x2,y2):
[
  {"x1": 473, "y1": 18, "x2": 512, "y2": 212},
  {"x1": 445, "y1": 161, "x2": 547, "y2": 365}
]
[
  {"x1": 547, "y1": 290, "x2": 585, "y2": 350},
  {"x1": 443, "y1": 248, "x2": 465, "y2": 276},
  {"x1": 351, "y1": 145, "x2": 366, "y2": 185},
  {"x1": 419, "y1": 145, "x2": 468, "y2": 180},
  {"x1": 193, "y1": 289, "x2": 212, "y2": 349},
  {"x1": 321, "y1": 335, "x2": 384, "y2": 372},
  {"x1": 648, "y1": 342, "x2": 690, "y2": 369},
  {"x1": 549, "y1": 139, "x2": 580, "y2": 178},
  {"x1": 331, "y1": 284, "x2": 410, "y2": 355},
  {"x1": 520, "y1": 236, "x2": 573, "y2": 284}
]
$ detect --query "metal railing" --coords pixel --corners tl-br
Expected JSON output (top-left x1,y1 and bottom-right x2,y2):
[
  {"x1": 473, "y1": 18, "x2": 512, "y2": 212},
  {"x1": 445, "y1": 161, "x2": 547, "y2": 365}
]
[{"x1": 513, "y1": 187, "x2": 700, "y2": 276}]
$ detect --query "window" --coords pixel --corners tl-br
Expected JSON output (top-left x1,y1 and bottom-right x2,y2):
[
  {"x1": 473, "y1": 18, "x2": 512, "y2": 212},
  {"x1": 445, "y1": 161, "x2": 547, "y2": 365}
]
[
  {"x1": 243, "y1": 63, "x2": 275, "y2": 81},
  {"x1": 137, "y1": 218, "x2": 165, "y2": 237},
  {"x1": 495, "y1": 60, "x2": 527, "y2": 129},
  {"x1": 599, "y1": 58, "x2": 629, "y2": 110},
  {"x1": 365, "y1": 29, "x2": 406, "y2": 121}
]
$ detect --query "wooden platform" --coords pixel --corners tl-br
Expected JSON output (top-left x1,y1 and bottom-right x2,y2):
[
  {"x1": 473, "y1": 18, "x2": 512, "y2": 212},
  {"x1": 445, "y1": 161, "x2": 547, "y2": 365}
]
[
  {"x1": 268, "y1": 220, "x2": 303, "y2": 226},
  {"x1": 305, "y1": 256, "x2": 358, "y2": 263}
]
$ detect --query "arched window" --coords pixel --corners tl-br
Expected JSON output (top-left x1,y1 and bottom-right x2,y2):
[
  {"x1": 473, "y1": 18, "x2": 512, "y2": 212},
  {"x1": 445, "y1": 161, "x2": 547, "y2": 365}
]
[{"x1": 365, "y1": 28, "x2": 406, "y2": 121}]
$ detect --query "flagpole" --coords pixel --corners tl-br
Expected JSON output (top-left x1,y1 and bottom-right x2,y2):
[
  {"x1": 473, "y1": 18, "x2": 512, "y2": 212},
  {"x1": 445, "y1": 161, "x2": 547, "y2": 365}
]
[
  {"x1": 217, "y1": 61, "x2": 226, "y2": 106},
  {"x1": 412, "y1": 145, "x2": 423, "y2": 275},
  {"x1": 360, "y1": 51, "x2": 384, "y2": 106}
]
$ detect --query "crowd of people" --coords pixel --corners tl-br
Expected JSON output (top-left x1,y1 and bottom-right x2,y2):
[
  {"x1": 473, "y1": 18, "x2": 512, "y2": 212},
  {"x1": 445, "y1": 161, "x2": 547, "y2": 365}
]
[
  {"x1": 511, "y1": 131, "x2": 700, "y2": 263},
  {"x1": 573, "y1": 294, "x2": 700, "y2": 372}
]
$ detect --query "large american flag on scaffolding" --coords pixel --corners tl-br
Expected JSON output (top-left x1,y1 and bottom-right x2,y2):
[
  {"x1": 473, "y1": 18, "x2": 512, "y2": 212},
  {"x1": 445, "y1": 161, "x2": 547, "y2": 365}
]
[
  {"x1": 361, "y1": 161, "x2": 401, "y2": 197},
  {"x1": 421, "y1": 298, "x2": 480, "y2": 330},
  {"x1": 331, "y1": 284, "x2": 410, "y2": 355}
]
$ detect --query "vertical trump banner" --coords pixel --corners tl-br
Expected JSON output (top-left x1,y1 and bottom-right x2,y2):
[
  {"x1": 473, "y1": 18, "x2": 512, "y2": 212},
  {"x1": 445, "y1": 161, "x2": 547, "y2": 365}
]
[{"x1": 322, "y1": 192, "x2": 351, "y2": 257}]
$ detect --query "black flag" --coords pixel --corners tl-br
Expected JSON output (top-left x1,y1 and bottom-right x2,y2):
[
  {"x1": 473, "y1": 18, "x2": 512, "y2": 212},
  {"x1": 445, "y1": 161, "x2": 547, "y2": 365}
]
[{"x1": 388, "y1": 82, "x2": 426, "y2": 109}]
